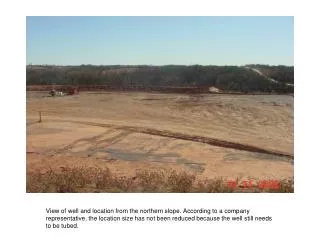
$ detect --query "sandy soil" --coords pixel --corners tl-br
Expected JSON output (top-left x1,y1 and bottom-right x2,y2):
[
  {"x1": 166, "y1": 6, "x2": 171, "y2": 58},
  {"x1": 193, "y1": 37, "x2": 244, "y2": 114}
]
[{"x1": 26, "y1": 91, "x2": 293, "y2": 181}]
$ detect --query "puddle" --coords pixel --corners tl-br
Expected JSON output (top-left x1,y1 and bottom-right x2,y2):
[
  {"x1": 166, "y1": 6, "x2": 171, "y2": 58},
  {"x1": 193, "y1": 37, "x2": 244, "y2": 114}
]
[
  {"x1": 106, "y1": 148, "x2": 179, "y2": 161},
  {"x1": 140, "y1": 98, "x2": 163, "y2": 101},
  {"x1": 105, "y1": 148, "x2": 205, "y2": 173}
]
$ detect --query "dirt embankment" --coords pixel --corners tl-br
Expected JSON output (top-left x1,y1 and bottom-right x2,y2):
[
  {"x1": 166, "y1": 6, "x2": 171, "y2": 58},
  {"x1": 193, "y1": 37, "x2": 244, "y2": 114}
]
[
  {"x1": 26, "y1": 85, "x2": 211, "y2": 93},
  {"x1": 26, "y1": 85, "x2": 294, "y2": 96}
]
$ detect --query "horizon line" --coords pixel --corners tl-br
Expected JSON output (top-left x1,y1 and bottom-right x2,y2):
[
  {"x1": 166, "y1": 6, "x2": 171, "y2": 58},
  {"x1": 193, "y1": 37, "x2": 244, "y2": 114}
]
[{"x1": 26, "y1": 63, "x2": 294, "y2": 67}]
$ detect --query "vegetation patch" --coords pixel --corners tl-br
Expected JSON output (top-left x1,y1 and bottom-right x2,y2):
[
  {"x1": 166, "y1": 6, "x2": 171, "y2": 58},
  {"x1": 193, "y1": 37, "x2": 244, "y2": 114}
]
[{"x1": 26, "y1": 166, "x2": 294, "y2": 193}]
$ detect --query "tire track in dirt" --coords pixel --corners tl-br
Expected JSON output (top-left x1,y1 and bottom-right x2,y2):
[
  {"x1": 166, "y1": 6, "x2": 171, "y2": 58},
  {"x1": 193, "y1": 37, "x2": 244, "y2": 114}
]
[
  {"x1": 48, "y1": 129, "x2": 132, "y2": 155},
  {"x1": 47, "y1": 119, "x2": 293, "y2": 159}
]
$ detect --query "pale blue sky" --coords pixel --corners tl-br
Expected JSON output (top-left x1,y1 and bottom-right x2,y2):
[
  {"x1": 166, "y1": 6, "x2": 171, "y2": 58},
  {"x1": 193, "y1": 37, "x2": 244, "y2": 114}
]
[{"x1": 26, "y1": 16, "x2": 294, "y2": 66}]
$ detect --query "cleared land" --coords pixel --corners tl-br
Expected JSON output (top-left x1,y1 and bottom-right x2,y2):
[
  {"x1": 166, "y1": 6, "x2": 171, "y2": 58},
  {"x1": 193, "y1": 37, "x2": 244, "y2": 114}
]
[{"x1": 26, "y1": 91, "x2": 293, "y2": 192}]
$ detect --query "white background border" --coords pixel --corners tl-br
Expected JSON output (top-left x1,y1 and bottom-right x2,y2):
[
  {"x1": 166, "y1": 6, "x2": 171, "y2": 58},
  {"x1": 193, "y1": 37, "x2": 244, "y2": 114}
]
[{"x1": 1, "y1": 0, "x2": 319, "y2": 239}]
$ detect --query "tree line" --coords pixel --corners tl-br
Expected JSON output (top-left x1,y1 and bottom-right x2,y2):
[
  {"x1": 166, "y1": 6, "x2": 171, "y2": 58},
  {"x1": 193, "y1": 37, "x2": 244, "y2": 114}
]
[
  {"x1": 26, "y1": 64, "x2": 294, "y2": 93},
  {"x1": 245, "y1": 64, "x2": 294, "y2": 84}
]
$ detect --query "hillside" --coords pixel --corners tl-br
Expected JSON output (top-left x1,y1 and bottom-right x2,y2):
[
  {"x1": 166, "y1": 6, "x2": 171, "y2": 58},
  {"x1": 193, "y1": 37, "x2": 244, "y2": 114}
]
[
  {"x1": 245, "y1": 64, "x2": 294, "y2": 85},
  {"x1": 26, "y1": 65, "x2": 294, "y2": 93}
]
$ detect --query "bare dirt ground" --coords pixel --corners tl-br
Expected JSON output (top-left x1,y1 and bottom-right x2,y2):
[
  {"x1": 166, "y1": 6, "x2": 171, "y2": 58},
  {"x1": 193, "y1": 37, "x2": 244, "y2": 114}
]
[{"x1": 26, "y1": 91, "x2": 293, "y2": 183}]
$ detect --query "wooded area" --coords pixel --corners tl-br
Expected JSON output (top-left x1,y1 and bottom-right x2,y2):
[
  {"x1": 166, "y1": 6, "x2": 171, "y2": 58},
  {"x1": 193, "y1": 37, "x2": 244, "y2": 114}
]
[{"x1": 26, "y1": 65, "x2": 294, "y2": 93}]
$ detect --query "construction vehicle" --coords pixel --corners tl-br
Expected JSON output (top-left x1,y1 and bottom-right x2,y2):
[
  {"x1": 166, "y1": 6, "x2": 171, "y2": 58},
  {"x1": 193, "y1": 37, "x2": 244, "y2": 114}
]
[{"x1": 49, "y1": 85, "x2": 79, "y2": 97}]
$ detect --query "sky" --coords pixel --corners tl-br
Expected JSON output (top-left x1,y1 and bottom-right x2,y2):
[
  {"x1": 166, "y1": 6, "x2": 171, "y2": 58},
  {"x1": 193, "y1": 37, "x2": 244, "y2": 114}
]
[{"x1": 26, "y1": 16, "x2": 294, "y2": 66}]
